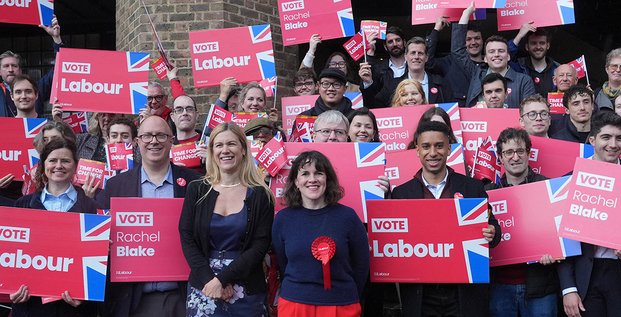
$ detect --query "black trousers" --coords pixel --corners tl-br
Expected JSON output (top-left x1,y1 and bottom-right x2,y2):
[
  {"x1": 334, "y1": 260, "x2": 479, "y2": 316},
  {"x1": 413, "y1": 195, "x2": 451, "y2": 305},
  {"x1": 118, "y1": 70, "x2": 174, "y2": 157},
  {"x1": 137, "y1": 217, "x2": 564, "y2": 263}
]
[{"x1": 583, "y1": 259, "x2": 621, "y2": 317}]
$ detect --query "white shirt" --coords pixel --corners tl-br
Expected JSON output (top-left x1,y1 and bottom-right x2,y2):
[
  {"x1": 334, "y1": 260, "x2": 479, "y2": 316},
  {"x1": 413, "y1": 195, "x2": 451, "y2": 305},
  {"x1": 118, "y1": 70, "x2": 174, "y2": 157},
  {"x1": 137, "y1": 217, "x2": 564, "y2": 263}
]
[
  {"x1": 408, "y1": 72, "x2": 429, "y2": 101},
  {"x1": 421, "y1": 168, "x2": 448, "y2": 199},
  {"x1": 389, "y1": 58, "x2": 407, "y2": 78}
]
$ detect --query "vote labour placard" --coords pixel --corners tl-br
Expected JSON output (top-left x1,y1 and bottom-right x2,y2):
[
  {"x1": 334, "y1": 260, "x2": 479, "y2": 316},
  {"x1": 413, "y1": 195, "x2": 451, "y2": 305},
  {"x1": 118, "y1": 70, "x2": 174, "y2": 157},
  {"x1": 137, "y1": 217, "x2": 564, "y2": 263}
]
[
  {"x1": 385, "y1": 145, "x2": 466, "y2": 189},
  {"x1": 278, "y1": 0, "x2": 355, "y2": 46},
  {"x1": 488, "y1": 176, "x2": 581, "y2": 266},
  {"x1": 269, "y1": 142, "x2": 385, "y2": 222},
  {"x1": 371, "y1": 105, "x2": 434, "y2": 153},
  {"x1": 50, "y1": 48, "x2": 149, "y2": 114},
  {"x1": 110, "y1": 198, "x2": 189, "y2": 282},
  {"x1": 526, "y1": 136, "x2": 593, "y2": 178},
  {"x1": 0, "y1": 117, "x2": 46, "y2": 176},
  {"x1": 497, "y1": 0, "x2": 575, "y2": 31},
  {"x1": 256, "y1": 133, "x2": 287, "y2": 177},
  {"x1": 559, "y1": 158, "x2": 621, "y2": 250},
  {"x1": 281, "y1": 95, "x2": 315, "y2": 135},
  {"x1": 0, "y1": 206, "x2": 110, "y2": 301},
  {"x1": 170, "y1": 143, "x2": 201, "y2": 168},
  {"x1": 189, "y1": 24, "x2": 275, "y2": 88},
  {"x1": 0, "y1": 0, "x2": 53, "y2": 26},
  {"x1": 343, "y1": 33, "x2": 365, "y2": 61},
  {"x1": 460, "y1": 108, "x2": 520, "y2": 173},
  {"x1": 367, "y1": 198, "x2": 489, "y2": 283},
  {"x1": 106, "y1": 143, "x2": 134, "y2": 171},
  {"x1": 411, "y1": 0, "x2": 487, "y2": 26}
]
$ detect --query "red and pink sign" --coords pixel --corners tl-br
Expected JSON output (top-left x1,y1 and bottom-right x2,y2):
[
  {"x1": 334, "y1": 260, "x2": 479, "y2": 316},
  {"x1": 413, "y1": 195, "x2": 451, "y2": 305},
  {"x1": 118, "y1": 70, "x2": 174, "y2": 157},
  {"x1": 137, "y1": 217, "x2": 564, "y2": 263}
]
[
  {"x1": 343, "y1": 33, "x2": 365, "y2": 61},
  {"x1": 232, "y1": 112, "x2": 268, "y2": 129},
  {"x1": 0, "y1": 206, "x2": 110, "y2": 301},
  {"x1": 367, "y1": 198, "x2": 489, "y2": 283},
  {"x1": 50, "y1": 48, "x2": 149, "y2": 114},
  {"x1": 106, "y1": 143, "x2": 134, "y2": 171},
  {"x1": 0, "y1": 118, "x2": 46, "y2": 177},
  {"x1": 0, "y1": 0, "x2": 53, "y2": 26},
  {"x1": 488, "y1": 176, "x2": 581, "y2": 266},
  {"x1": 460, "y1": 108, "x2": 520, "y2": 173},
  {"x1": 372, "y1": 105, "x2": 433, "y2": 153},
  {"x1": 171, "y1": 143, "x2": 201, "y2": 168},
  {"x1": 527, "y1": 136, "x2": 594, "y2": 178},
  {"x1": 472, "y1": 136, "x2": 501, "y2": 183},
  {"x1": 360, "y1": 20, "x2": 387, "y2": 40},
  {"x1": 385, "y1": 144, "x2": 466, "y2": 189},
  {"x1": 281, "y1": 95, "x2": 315, "y2": 136},
  {"x1": 497, "y1": 0, "x2": 575, "y2": 31},
  {"x1": 289, "y1": 115, "x2": 315, "y2": 143},
  {"x1": 110, "y1": 198, "x2": 189, "y2": 281},
  {"x1": 436, "y1": 0, "x2": 506, "y2": 8},
  {"x1": 547, "y1": 92, "x2": 566, "y2": 115},
  {"x1": 568, "y1": 55, "x2": 587, "y2": 79},
  {"x1": 270, "y1": 142, "x2": 385, "y2": 222},
  {"x1": 559, "y1": 158, "x2": 621, "y2": 250},
  {"x1": 278, "y1": 0, "x2": 355, "y2": 46},
  {"x1": 74, "y1": 159, "x2": 114, "y2": 190},
  {"x1": 411, "y1": 0, "x2": 487, "y2": 25},
  {"x1": 189, "y1": 24, "x2": 275, "y2": 88},
  {"x1": 204, "y1": 105, "x2": 234, "y2": 129},
  {"x1": 61, "y1": 112, "x2": 89, "y2": 134},
  {"x1": 151, "y1": 57, "x2": 168, "y2": 80},
  {"x1": 256, "y1": 133, "x2": 287, "y2": 176}
]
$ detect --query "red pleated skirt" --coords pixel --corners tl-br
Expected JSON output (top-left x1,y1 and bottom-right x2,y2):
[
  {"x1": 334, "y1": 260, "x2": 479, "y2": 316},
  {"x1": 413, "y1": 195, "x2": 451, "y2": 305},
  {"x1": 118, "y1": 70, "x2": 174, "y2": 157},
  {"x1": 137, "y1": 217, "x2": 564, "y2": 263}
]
[{"x1": 278, "y1": 297, "x2": 361, "y2": 317}]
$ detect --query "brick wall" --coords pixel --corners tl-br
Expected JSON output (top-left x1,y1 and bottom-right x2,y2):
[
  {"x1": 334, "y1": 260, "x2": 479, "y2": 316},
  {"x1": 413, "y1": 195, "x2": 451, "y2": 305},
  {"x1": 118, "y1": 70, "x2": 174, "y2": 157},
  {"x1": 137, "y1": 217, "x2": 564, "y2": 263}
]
[{"x1": 116, "y1": 0, "x2": 298, "y2": 118}]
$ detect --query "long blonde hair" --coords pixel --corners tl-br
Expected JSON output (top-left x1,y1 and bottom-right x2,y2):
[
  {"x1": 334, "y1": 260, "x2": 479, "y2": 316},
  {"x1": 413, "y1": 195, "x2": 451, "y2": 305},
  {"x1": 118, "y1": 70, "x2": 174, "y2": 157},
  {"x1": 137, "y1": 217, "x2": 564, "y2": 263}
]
[
  {"x1": 391, "y1": 79, "x2": 427, "y2": 107},
  {"x1": 202, "y1": 122, "x2": 274, "y2": 201}
]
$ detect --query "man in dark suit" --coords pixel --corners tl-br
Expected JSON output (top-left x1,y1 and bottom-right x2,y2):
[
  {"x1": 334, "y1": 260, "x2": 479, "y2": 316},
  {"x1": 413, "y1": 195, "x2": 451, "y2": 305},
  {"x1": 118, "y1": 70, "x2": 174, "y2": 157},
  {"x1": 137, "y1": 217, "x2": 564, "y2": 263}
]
[
  {"x1": 391, "y1": 121, "x2": 501, "y2": 317},
  {"x1": 558, "y1": 111, "x2": 621, "y2": 317},
  {"x1": 97, "y1": 116, "x2": 200, "y2": 317}
]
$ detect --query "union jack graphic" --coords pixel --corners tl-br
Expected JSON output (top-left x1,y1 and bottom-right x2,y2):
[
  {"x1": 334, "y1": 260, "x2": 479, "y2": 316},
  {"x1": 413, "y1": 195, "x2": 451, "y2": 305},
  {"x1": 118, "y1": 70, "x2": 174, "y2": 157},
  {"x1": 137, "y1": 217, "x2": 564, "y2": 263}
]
[
  {"x1": 568, "y1": 55, "x2": 587, "y2": 79},
  {"x1": 546, "y1": 175, "x2": 571, "y2": 203},
  {"x1": 260, "y1": 76, "x2": 277, "y2": 97},
  {"x1": 579, "y1": 143, "x2": 594, "y2": 159},
  {"x1": 447, "y1": 144, "x2": 465, "y2": 167},
  {"x1": 355, "y1": 142, "x2": 385, "y2": 168},
  {"x1": 359, "y1": 180, "x2": 384, "y2": 222},
  {"x1": 273, "y1": 131, "x2": 284, "y2": 143},
  {"x1": 336, "y1": 8, "x2": 355, "y2": 37},
  {"x1": 129, "y1": 82, "x2": 149, "y2": 114},
  {"x1": 82, "y1": 256, "x2": 108, "y2": 301},
  {"x1": 345, "y1": 92, "x2": 364, "y2": 109},
  {"x1": 554, "y1": 214, "x2": 581, "y2": 258},
  {"x1": 80, "y1": 213, "x2": 111, "y2": 242},
  {"x1": 256, "y1": 50, "x2": 276, "y2": 80},
  {"x1": 454, "y1": 198, "x2": 488, "y2": 226},
  {"x1": 39, "y1": 0, "x2": 54, "y2": 26},
  {"x1": 291, "y1": 122, "x2": 313, "y2": 143},
  {"x1": 557, "y1": 0, "x2": 576, "y2": 25},
  {"x1": 491, "y1": 0, "x2": 507, "y2": 8},
  {"x1": 23, "y1": 118, "x2": 47, "y2": 138},
  {"x1": 126, "y1": 52, "x2": 150, "y2": 72},
  {"x1": 435, "y1": 103, "x2": 462, "y2": 143},
  {"x1": 248, "y1": 24, "x2": 272, "y2": 44},
  {"x1": 28, "y1": 149, "x2": 40, "y2": 169},
  {"x1": 462, "y1": 238, "x2": 489, "y2": 283}
]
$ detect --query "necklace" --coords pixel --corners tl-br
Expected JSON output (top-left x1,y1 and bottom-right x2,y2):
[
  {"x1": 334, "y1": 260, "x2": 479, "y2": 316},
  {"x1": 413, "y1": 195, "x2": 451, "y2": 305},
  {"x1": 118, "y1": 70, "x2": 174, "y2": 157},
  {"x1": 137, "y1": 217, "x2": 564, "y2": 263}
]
[{"x1": 219, "y1": 182, "x2": 241, "y2": 188}]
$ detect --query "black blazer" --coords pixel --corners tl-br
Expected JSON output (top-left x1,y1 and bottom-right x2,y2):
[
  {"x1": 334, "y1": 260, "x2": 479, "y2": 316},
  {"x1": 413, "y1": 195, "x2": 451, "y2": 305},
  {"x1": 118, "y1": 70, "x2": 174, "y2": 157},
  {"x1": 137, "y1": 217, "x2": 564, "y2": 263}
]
[
  {"x1": 12, "y1": 186, "x2": 98, "y2": 317},
  {"x1": 95, "y1": 163, "x2": 200, "y2": 317},
  {"x1": 391, "y1": 168, "x2": 501, "y2": 317}
]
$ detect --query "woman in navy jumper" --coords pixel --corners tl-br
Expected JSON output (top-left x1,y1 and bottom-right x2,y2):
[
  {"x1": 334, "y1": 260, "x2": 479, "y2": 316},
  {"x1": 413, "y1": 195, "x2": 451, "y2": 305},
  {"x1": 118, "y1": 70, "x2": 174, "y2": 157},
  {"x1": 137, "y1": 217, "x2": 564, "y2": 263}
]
[
  {"x1": 179, "y1": 122, "x2": 274, "y2": 316},
  {"x1": 272, "y1": 150, "x2": 369, "y2": 317},
  {"x1": 11, "y1": 139, "x2": 98, "y2": 317}
]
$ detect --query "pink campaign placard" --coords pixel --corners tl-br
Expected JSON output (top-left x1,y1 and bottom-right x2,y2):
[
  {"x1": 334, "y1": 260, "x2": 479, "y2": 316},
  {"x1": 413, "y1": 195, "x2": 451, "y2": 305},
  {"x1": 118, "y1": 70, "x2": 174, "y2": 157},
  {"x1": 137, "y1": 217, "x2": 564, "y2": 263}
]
[
  {"x1": 110, "y1": 198, "x2": 190, "y2": 282},
  {"x1": 0, "y1": 118, "x2": 46, "y2": 176},
  {"x1": 385, "y1": 145, "x2": 466, "y2": 189},
  {"x1": 488, "y1": 176, "x2": 581, "y2": 266},
  {"x1": 371, "y1": 105, "x2": 434, "y2": 153},
  {"x1": 50, "y1": 48, "x2": 149, "y2": 114},
  {"x1": 497, "y1": 0, "x2": 575, "y2": 31},
  {"x1": 559, "y1": 158, "x2": 621, "y2": 250},
  {"x1": 189, "y1": 24, "x2": 275, "y2": 88},
  {"x1": 278, "y1": 0, "x2": 355, "y2": 46},
  {"x1": 411, "y1": 0, "x2": 487, "y2": 26},
  {"x1": 269, "y1": 142, "x2": 385, "y2": 222},
  {"x1": 0, "y1": 0, "x2": 53, "y2": 26},
  {"x1": 436, "y1": 0, "x2": 506, "y2": 8},
  {"x1": 525, "y1": 136, "x2": 593, "y2": 179},
  {"x1": 459, "y1": 108, "x2": 521, "y2": 173},
  {"x1": 281, "y1": 95, "x2": 316, "y2": 136}
]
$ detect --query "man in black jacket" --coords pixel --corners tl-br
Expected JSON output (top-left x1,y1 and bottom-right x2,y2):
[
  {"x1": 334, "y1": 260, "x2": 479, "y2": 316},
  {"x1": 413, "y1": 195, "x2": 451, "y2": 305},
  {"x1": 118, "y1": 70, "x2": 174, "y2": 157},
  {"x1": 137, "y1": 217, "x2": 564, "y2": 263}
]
[
  {"x1": 485, "y1": 128, "x2": 559, "y2": 317},
  {"x1": 96, "y1": 116, "x2": 200, "y2": 317},
  {"x1": 551, "y1": 85, "x2": 594, "y2": 143},
  {"x1": 391, "y1": 121, "x2": 501, "y2": 317},
  {"x1": 299, "y1": 68, "x2": 354, "y2": 118}
]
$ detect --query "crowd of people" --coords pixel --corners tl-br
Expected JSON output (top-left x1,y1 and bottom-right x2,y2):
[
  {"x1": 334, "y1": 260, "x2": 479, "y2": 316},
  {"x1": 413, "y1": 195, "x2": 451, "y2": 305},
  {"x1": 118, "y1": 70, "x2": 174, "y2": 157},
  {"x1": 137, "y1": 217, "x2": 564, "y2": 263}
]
[{"x1": 2, "y1": 3, "x2": 621, "y2": 317}]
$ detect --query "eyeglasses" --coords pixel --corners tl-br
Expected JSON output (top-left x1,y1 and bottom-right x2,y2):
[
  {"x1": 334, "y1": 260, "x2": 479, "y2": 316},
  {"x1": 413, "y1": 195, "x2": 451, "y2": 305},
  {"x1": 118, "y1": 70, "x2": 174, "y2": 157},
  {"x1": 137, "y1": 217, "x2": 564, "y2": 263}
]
[
  {"x1": 138, "y1": 133, "x2": 172, "y2": 143},
  {"x1": 147, "y1": 95, "x2": 165, "y2": 102},
  {"x1": 608, "y1": 64, "x2": 621, "y2": 71},
  {"x1": 315, "y1": 128, "x2": 347, "y2": 137},
  {"x1": 521, "y1": 111, "x2": 550, "y2": 120},
  {"x1": 173, "y1": 106, "x2": 196, "y2": 114},
  {"x1": 294, "y1": 81, "x2": 315, "y2": 89},
  {"x1": 329, "y1": 61, "x2": 346, "y2": 68},
  {"x1": 319, "y1": 81, "x2": 344, "y2": 89},
  {"x1": 501, "y1": 148, "x2": 528, "y2": 158}
]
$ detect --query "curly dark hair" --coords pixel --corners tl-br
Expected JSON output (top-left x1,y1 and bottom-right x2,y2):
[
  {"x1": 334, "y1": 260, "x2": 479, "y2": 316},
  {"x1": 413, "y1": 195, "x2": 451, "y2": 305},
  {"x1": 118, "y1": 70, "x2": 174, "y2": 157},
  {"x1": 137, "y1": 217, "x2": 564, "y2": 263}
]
[{"x1": 283, "y1": 151, "x2": 344, "y2": 208}]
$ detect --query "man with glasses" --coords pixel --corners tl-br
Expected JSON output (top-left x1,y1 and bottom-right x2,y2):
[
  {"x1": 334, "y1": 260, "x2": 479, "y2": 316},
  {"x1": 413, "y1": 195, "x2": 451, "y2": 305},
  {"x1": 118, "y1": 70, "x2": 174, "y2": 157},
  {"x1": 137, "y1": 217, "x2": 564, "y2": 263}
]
[
  {"x1": 293, "y1": 67, "x2": 318, "y2": 96},
  {"x1": 300, "y1": 68, "x2": 354, "y2": 118},
  {"x1": 312, "y1": 110, "x2": 349, "y2": 142},
  {"x1": 594, "y1": 48, "x2": 621, "y2": 111},
  {"x1": 139, "y1": 82, "x2": 173, "y2": 126},
  {"x1": 97, "y1": 116, "x2": 200, "y2": 317},
  {"x1": 552, "y1": 85, "x2": 594, "y2": 143},
  {"x1": 171, "y1": 96, "x2": 199, "y2": 144},
  {"x1": 519, "y1": 94, "x2": 552, "y2": 137},
  {"x1": 485, "y1": 128, "x2": 558, "y2": 317}
]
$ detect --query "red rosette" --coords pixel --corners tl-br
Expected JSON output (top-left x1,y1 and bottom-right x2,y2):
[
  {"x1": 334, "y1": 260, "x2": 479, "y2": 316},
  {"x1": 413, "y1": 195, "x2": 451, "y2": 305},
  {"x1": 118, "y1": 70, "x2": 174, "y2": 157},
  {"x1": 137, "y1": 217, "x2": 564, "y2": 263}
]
[{"x1": 311, "y1": 236, "x2": 336, "y2": 290}]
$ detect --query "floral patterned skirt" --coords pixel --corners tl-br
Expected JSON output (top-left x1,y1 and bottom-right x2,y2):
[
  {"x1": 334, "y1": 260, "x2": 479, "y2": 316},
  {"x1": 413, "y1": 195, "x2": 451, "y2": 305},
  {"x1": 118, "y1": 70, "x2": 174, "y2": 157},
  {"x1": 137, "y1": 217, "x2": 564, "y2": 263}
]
[{"x1": 186, "y1": 256, "x2": 266, "y2": 317}]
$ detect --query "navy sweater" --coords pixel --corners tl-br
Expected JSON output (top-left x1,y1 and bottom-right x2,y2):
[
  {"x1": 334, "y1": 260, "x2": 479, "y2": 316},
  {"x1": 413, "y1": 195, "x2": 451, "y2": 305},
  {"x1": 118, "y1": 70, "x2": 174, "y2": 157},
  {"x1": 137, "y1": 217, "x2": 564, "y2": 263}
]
[{"x1": 272, "y1": 203, "x2": 369, "y2": 305}]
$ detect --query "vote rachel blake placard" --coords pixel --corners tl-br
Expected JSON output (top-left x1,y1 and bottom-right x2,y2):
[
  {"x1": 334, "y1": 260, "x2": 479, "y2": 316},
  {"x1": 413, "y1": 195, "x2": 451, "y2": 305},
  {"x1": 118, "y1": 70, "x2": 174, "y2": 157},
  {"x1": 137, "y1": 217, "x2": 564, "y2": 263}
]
[
  {"x1": 367, "y1": 198, "x2": 490, "y2": 283},
  {"x1": 110, "y1": 198, "x2": 189, "y2": 282},
  {"x1": 559, "y1": 158, "x2": 621, "y2": 250}
]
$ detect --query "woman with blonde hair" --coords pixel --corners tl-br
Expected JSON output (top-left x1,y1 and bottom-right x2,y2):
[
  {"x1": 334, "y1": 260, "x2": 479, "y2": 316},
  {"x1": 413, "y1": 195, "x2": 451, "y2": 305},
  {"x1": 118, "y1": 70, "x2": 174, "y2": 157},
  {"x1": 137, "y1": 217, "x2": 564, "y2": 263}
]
[
  {"x1": 179, "y1": 122, "x2": 274, "y2": 316},
  {"x1": 391, "y1": 79, "x2": 427, "y2": 107}
]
